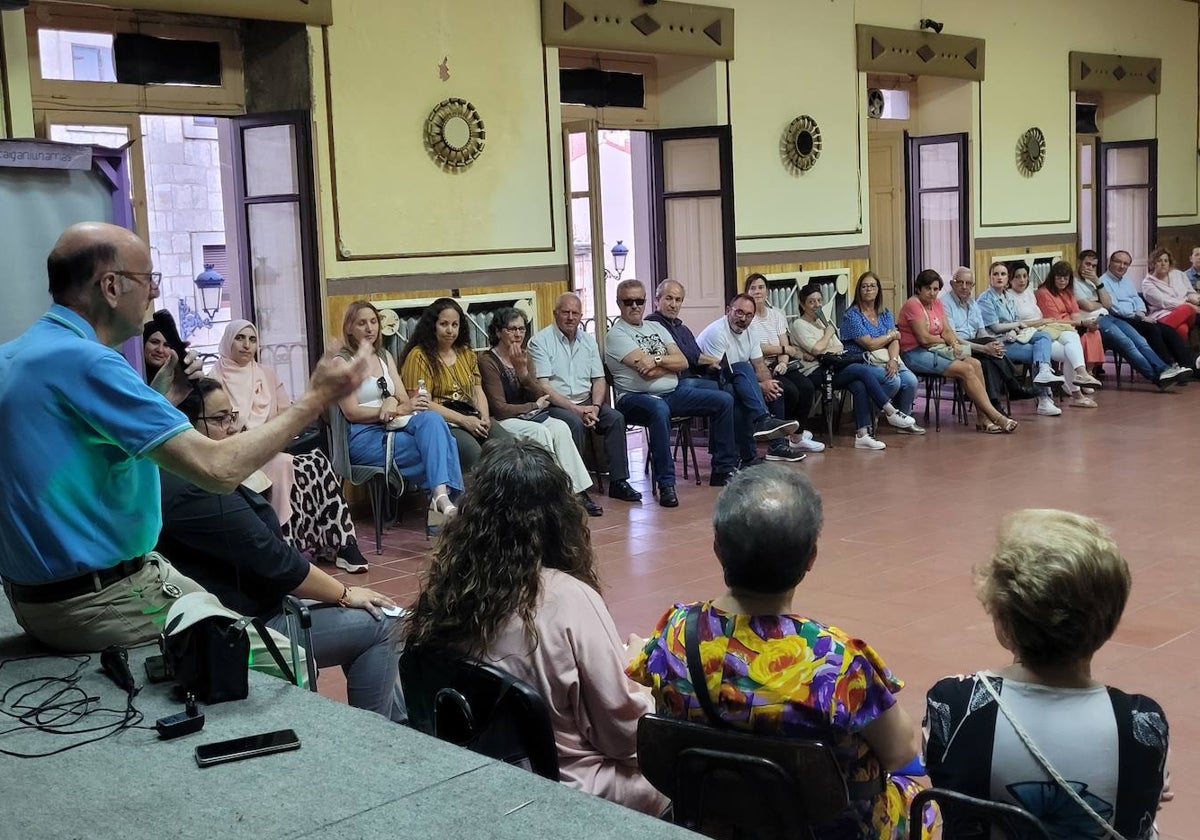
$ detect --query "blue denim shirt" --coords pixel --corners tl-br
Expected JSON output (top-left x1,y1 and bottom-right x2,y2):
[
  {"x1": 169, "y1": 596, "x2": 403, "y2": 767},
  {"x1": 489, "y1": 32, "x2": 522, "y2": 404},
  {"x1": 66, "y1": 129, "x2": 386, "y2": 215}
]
[{"x1": 940, "y1": 290, "x2": 986, "y2": 340}]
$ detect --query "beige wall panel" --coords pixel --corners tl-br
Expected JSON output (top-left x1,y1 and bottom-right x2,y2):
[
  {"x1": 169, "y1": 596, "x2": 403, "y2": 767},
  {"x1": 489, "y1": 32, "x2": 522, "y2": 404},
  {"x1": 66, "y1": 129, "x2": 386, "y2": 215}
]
[{"x1": 317, "y1": 1, "x2": 557, "y2": 265}]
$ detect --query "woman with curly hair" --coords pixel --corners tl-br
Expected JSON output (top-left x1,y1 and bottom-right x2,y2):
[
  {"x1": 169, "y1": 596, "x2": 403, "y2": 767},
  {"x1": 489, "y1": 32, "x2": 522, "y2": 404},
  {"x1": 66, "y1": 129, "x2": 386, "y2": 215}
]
[
  {"x1": 398, "y1": 297, "x2": 513, "y2": 473},
  {"x1": 406, "y1": 440, "x2": 665, "y2": 815}
]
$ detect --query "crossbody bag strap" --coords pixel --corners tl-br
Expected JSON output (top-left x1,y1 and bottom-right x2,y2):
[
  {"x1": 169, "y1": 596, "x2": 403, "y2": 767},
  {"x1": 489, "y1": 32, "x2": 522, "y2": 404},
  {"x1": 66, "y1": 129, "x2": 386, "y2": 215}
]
[
  {"x1": 684, "y1": 605, "x2": 731, "y2": 729},
  {"x1": 236, "y1": 616, "x2": 298, "y2": 687},
  {"x1": 979, "y1": 674, "x2": 1125, "y2": 840}
]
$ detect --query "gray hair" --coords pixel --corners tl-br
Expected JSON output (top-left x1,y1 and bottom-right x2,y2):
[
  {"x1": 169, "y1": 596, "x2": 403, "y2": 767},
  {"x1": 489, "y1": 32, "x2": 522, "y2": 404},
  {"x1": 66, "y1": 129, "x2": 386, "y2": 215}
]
[{"x1": 712, "y1": 465, "x2": 824, "y2": 592}]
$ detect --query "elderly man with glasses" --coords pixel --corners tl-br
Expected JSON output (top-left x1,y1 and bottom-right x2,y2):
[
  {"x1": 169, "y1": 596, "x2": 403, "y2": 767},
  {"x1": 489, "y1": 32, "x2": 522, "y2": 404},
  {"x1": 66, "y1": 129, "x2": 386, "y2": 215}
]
[
  {"x1": 0, "y1": 221, "x2": 371, "y2": 652},
  {"x1": 603, "y1": 279, "x2": 739, "y2": 507}
]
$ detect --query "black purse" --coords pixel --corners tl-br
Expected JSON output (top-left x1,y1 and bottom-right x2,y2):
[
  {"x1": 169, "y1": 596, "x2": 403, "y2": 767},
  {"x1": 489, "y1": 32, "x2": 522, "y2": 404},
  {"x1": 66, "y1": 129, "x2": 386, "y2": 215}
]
[
  {"x1": 818, "y1": 351, "x2": 866, "y2": 372},
  {"x1": 163, "y1": 612, "x2": 295, "y2": 704},
  {"x1": 442, "y1": 398, "x2": 481, "y2": 418}
]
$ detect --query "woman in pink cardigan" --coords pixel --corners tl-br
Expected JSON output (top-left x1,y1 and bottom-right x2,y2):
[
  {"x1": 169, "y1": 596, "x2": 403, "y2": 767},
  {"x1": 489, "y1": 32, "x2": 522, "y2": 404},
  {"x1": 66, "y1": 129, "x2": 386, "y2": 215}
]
[
  {"x1": 405, "y1": 440, "x2": 666, "y2": 816},
  {"x1": 1142, "y1": 247, "x2": 1200, "y2": 341}
]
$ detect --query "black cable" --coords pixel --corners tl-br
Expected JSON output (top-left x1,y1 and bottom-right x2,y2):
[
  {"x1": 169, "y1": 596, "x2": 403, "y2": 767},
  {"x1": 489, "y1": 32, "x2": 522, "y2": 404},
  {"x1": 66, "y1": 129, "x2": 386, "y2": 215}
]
[{"x1": 0, "y1": 653, "x2": 148, "y2": 758}]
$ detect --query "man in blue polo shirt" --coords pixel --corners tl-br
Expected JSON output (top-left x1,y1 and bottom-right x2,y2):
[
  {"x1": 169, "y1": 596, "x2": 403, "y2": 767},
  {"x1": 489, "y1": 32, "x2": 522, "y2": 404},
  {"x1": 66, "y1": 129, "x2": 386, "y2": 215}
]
[
  {"x1": 0, "y1": 222, "x2": 371, "y2": 651},
  {"x1": 1100, "y1": 249, "x2": 1196, "y2": 371}
]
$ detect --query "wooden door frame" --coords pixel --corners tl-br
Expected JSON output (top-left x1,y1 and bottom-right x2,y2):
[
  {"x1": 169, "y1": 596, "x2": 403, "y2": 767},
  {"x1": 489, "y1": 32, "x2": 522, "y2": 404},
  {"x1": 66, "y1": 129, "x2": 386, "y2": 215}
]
[
  {"x1": 904, "y1": 131, "x2": 969, "y2": 295},
  {"x1": 867, "y1": 130, "x2": 906, "y2": 315},
  {"x1": 1096, "y1": 138, "x2": 1158, "y2": 263}
]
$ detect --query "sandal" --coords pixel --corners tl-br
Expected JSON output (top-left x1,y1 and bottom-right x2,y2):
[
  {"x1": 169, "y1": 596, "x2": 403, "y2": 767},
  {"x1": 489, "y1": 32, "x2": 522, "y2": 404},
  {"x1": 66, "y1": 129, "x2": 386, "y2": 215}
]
[
  {"x1": 976, "y1": 421, "x2": 1004, "y2": 434},
  {"x1": 1000, "y1": 417, "x2": 1019, "y2": 433},
  {"x1": 426, "y1": 493, "x2": 459, "y2": 537}
]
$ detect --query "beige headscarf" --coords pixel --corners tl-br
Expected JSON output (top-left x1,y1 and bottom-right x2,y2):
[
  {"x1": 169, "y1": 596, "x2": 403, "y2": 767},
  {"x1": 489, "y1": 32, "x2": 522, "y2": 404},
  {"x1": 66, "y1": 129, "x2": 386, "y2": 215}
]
[{"x1": 214, "y1": 320, "x2": 287, "y2": 430}]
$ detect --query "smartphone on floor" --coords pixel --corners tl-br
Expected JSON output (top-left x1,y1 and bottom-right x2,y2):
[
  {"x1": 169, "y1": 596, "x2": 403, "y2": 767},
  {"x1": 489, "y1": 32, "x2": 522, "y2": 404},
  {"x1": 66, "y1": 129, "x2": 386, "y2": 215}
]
[{"x1": 194, "y1": 729, "x2": 300, "y2": 768}]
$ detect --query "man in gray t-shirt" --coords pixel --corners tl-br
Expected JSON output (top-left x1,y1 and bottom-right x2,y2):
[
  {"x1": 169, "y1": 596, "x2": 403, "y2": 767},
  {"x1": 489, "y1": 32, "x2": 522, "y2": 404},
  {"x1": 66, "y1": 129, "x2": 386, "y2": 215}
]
[{"x1": 603, "y1": 279, "x2": 738, "y2": 507}]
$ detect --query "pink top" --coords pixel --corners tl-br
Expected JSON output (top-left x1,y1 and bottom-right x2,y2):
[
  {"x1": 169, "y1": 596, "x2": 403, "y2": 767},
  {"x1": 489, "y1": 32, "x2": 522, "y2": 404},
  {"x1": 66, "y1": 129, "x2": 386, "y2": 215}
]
[
  {"x1": 1141, "y1": 270, "x2": 1194, "y2": 320},
  {"x1": 898, "y1": 297, "x2": 946, "y2": 352},
  {"x1": 482, "y1": 568, "x2": 666, "y2": 815}
]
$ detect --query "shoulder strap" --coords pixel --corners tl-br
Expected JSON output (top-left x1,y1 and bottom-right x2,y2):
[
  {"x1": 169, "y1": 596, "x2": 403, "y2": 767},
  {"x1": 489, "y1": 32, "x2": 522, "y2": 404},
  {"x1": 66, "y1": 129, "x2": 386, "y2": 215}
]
[
  {"x1": 684, "y1": 604, "x2": 730, "y2": 729},
  {"x1": 237, "y1": 616, "x2": 298, "y2": 687}
]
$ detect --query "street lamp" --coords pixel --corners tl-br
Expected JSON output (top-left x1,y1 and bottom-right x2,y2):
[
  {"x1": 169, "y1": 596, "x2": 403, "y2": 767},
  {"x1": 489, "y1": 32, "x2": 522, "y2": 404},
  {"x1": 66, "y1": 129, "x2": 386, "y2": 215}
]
[
  {"x1": 194, "y1": 263, "x2": 225, "y2": 320},
  {"x1": 607, "y1": 240, "x2": 629, "y2": 282}
]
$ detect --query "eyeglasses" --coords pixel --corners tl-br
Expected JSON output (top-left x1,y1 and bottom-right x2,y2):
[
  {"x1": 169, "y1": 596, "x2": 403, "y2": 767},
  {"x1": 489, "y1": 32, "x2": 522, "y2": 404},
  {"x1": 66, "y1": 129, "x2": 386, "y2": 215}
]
[
  {"x1": 504, "y1": 325, "x2": 527, "y2": 333},
  {"x1": 730, "y1": 308, "x2": 755, "y2": 318},
  {"x1": 199, "y1": 411, "x2": 239, "y2": 428},
  {"x1": 115, "y1": 271, "x2": 162, "y2": 293},
  {"x1": 377, "y1": 376, "x2": 392, "y2": 399},
  {"x1": 951, "y1": 279, "x2": 973, "y2": 285},
  {"x1": 1112, "y1": 259, "x2": 1131, "y2": 267},
  {"x1": 619, "y1": 298, "x2": 646, "y2": 307}
]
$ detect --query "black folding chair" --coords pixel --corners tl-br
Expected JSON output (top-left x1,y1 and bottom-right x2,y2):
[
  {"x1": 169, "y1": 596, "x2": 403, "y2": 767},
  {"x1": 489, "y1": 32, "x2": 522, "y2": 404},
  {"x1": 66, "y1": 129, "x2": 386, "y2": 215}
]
[
  {"x1": 637, "y1": 713, "x2": 877, "y2": 840},
  {"x1": 909, "y1": 788, "x2": 1051, "y2": 840},
  {"x1": 399, "y1": 645, "x2": 559, "y2": 781}
]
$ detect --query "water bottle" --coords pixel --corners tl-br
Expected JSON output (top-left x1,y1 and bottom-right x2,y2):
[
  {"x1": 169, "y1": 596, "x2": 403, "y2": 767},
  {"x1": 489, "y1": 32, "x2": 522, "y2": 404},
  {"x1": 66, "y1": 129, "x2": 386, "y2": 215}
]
[{"x1": 416, "y1": 379, "x2": 428, "y2": 412}]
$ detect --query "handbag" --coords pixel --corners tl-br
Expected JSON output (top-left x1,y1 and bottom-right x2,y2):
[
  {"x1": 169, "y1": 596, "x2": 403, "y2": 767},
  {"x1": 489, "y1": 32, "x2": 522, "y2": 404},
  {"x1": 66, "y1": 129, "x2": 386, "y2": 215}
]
[
  {"x1": 515, "y1": 407, "x2": 550, "y2": 423},
  {"x1": 442, "y1": 398, "x2": 481, "y2": 418},
  {"x1": 817, "y1": 350, "x2": 865, "y2": 371},
  {"x1": 1010, "y1": 326, "x2": 1037, "y2": 344},
  {"x1": 163, "y1": 592, "x2": 297, "y2": 704},
  {"x1": 928, "y1": 343, "x2": 960, "y2": 360}
]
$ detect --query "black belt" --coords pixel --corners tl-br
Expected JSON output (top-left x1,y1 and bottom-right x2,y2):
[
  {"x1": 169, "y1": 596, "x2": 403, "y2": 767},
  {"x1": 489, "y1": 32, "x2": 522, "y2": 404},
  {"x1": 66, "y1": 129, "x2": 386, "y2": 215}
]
[{"x1": 5, "y1": 556, "x2": 147, "y2": 604}]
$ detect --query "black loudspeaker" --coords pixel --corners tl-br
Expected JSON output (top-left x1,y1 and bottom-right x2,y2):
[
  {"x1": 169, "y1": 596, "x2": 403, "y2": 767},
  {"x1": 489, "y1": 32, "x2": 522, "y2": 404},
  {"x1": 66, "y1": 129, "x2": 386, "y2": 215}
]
[{"x1": 1076, "y1": 103, "x2": 1099, "y2": 135}]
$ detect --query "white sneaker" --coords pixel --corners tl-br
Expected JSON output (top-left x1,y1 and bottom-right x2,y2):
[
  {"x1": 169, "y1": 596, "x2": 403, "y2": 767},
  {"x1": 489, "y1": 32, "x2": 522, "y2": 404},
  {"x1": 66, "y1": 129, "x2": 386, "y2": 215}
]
[
  {"x1": 1036, "y1": 396, "x2": 1062, "y2": 416},
  {"x1": 1033, "y1": 364, "x2": 1065, "y2": 385},
  {"x1": 791, "y1": 430, "x2": 826, "y2": 453},
  {"x1": 884, "y1": 410, "x2": 917, "y2": 429},
  {"x1": 854, "y1": 433, "x2": 886, "y2": 450}
]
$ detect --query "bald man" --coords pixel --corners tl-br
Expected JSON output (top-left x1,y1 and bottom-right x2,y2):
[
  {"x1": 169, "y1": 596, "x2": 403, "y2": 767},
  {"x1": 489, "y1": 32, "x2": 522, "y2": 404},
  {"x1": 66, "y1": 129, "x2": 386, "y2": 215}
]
[
  {"x1": 0, "y1": 222, "x2": 371, "y2": 651},
  {"x1": 528, "y1": 292, "x2": 642, "y2": 506}
]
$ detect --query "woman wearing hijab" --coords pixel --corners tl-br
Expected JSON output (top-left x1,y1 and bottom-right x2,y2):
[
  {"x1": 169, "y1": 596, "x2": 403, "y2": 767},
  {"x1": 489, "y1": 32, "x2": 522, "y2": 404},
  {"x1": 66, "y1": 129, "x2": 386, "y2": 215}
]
[{"x1": 213, "y1": 319, "x2": 370, "y2": 573}]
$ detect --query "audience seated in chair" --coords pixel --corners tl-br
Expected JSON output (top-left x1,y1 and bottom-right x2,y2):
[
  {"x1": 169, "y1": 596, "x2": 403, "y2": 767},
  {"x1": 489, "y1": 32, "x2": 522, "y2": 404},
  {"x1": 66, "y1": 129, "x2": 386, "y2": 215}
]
[
  {"x1": 743, "y1": 273, "x2": 827, "y2": 457},
  {"x1": 939, "y1": 266, "x2": 1040, "y2": 412},
  {"x1": 840, "y1": 271, "x2": 926, "y2": 438},
  {"x1": 397, "y1": 297, "x2": 515, "y2": 474},
  {"x1": 1141, "y1": 246, "x2": 1200, "y2": 343},
  {"x1": 1100, "y1": 250, "x2": 1197, "y2": 372},
  {"x1": 478, "y1": 306, "x2": 602, "y2": 516},
  {"x1": 404, "y1": 440, "x2": 667, "y2": 815},
  {"x1": 336, "y1": 300, "x2": 463, "y2": 533},
  {"x1": 213, "y1": 319, "x2": 373, "y2": 573},
  {"x1": 790, "y1": 282, "x2": 919, "y2": 449},
  {"x1": 604, "y1": 279, "x2": 738, "y2": 507},
  {"x1": 924, "y1": 509, "x2": 1171, "y2": 839},
  {"x1": 158, "y1": 377, "x2": 407, "y2": 721},
  {"x1": 628, "y1": 466, "x2": 936, "y2": 840},
  {"x1": 1074, "y1": 250, "x2": 1188, "y2": 388},
  {"x1": 527, "y1": 292, "x2": 643, "y2": 506},
  {"x1": 1036, "y1": 259, "x2": 1107, "y2": 394},
  {"x1": 898, "y1": 270, "x2": 1017, "y2": 434}
]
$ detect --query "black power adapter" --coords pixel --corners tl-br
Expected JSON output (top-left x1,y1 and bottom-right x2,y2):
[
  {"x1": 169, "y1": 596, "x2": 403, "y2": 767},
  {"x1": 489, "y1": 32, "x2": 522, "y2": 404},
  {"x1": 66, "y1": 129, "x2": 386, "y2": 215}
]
[{"x1": 156, "y1": 693, "x2": 205, "y2": 740}]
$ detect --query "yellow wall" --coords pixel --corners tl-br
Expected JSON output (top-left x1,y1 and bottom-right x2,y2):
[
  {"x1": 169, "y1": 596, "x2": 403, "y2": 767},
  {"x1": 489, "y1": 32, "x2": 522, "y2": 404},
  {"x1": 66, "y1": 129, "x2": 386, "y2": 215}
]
[{"x1": 309, "y1": 0, "x2": 566, "y2": 281}]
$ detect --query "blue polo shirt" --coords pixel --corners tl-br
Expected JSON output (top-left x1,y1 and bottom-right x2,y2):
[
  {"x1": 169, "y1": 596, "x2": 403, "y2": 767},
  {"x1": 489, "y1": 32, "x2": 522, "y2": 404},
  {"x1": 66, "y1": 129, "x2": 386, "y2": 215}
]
[
  {"x1": 940, "y1": 290, "x2": 986, "y2": 340},
  {"x1": 1099, "y1": 271, "x2": 1146, "y2": 317},
  {"x1": 0, "y1": 306, "x2": 191, "y2": 584}
]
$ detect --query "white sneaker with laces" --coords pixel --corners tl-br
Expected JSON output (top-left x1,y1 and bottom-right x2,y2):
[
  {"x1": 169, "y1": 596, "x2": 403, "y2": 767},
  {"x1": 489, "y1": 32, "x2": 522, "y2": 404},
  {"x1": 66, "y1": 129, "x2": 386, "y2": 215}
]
[
  {"x1": 884, "y1": 411, "x2": 917, "y2": 429},
  {"x1": 1033, "y1": 364, "x2": 1065, "y2": 385},
  {"x1": 1036, "y1": 396, "x2": 1062, "y2": 416},
  {"x1": 791, "y1": 430, "x2": 826, "y2": 453},
  {"x1": 854, "y1": 433, "x2": 886, "y2": 450}
]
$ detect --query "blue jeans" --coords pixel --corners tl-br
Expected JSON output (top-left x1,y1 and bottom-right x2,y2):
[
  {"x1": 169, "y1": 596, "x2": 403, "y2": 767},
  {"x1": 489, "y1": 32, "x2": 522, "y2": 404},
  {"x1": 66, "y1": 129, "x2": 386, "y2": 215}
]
[
  {"x1": 885, "y1": 367, "x2": 918, "y2": 415},
  {"x1": 999, "y1": 332, "x2": 1053, "y2": 395},
  {"x1": 1098, "y1": 316, "x2": 1166, "y2": 381},
  {"x1": 618, "y1": 384, "x2": 737, "y2": 485},
  {"x1": 347, "y1": 411, "x2": 464, "y2": 492},
  {"x1": 809, "y1": 363, "x2": 895, "y2": 430},
  {"x1": 265, "y1": 607, "x2": 405, "y2": 722},
  {"x1": 711, "y1": 362, "x2": 771, "y2": 460}
]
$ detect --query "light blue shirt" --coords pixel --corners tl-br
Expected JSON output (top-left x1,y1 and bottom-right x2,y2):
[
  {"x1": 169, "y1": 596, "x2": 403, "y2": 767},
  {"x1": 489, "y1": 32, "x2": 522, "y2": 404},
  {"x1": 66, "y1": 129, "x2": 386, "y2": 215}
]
[
  {"x1": 940, "y1": 290, "x2": 986, "y2": 340},
  {"x1": 976, "y1": 287, "x2": 1019, "y2": 332},
  {"x1": 1185, "y1": 266, "x2": 1200, "y2": 292},
  {"x1": 1099, "y1": 271, "x2": 1146, "y2": 317},
  {"x1": 528, "y1": 323, "x2": 603, "y2": 405},
  {"x1": 0, "y1": 305, "x2": 191, "y2": 583}
]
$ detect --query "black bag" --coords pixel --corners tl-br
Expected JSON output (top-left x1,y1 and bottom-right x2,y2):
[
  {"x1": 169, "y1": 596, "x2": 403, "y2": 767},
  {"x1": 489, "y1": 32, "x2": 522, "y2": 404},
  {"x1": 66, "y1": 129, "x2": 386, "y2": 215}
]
[
  {"x1": 818, "y1": 351, "x2": 865, "y2": 372},
  {"x1": 163, "y1": 613, "x2": 295, "y2": 704},
  {"x1": 443, "y1": 398, "x2": 481, "y2": 418}
]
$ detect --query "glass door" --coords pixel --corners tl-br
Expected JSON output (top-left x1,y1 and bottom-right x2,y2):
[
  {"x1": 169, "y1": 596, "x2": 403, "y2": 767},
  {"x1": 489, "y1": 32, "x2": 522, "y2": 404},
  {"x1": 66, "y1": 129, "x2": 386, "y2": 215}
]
[
  {"x1": 230, "y1": 112, "x2": 320, "y2": 400},
  {"x1": 1097, "y1": 140, "x2": 1156, "y2": 279},
  {"x1": 563, "y1": 119, "x2": 608, "y2": 338},
  {"x1": 906, "y1": 133, "x2": 968, "y2": 294}
]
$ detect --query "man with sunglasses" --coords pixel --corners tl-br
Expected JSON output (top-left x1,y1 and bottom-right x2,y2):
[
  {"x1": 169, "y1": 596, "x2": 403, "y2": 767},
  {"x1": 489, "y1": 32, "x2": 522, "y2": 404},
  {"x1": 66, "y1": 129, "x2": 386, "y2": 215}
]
[
  {"x1": 604, "y1": 279, "x2": 738, "y2": 507},
  {"x1": 0, "y1": 222, "x2": 372, "y2": 651}
]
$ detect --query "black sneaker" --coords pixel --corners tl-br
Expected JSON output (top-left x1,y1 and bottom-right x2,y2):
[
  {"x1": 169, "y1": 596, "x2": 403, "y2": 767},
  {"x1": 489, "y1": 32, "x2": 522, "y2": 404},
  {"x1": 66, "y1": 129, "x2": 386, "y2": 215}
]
[
  {"x1": 335, "y1": 542, "x2": 369, "y2": 574},
  {"x1": 709, "y1": 471, "x2": 736, "y2": 487},
  {"x1": 657, "y1": 484, "x2": 679, "y2": 507},
  {"x1": 739, "y1": 456, "x2": 766, "y2": 469},
  {"x1": 607, "y1": 479, "x2": 643, "y2": 502},
  {"x1": 752, "y1": 416, "x2": 799, "y2": 441},
  {"x1": 765, "y1": 441, "x2": 807, "y2": 462},
  {"x1": 579, "y1": 492, "x2": 603, "y2": 517}
]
